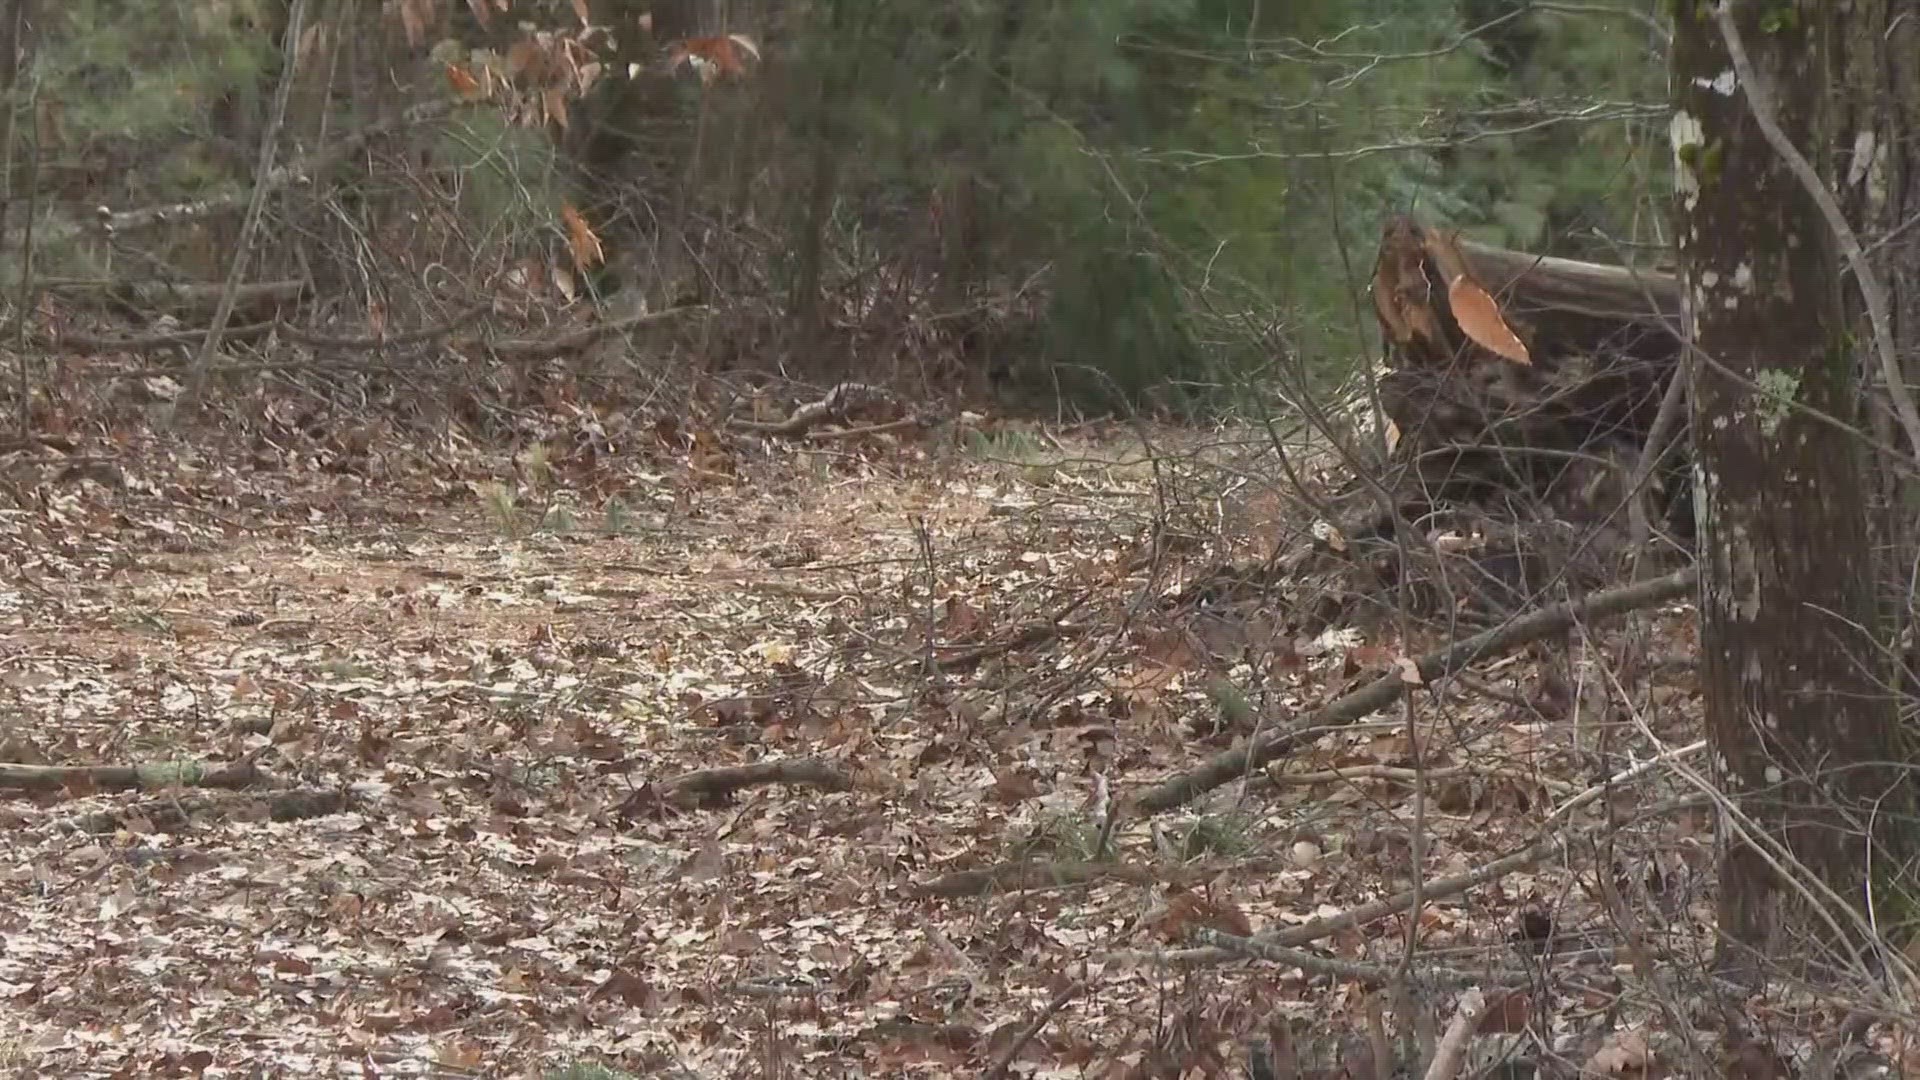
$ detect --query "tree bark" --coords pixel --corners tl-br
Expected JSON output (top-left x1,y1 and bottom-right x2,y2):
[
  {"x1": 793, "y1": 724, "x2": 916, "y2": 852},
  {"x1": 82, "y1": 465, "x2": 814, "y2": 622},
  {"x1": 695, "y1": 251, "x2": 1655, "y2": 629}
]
[
  {"x1": 1672, "y1": 0, "x2": 1911, "y2": 982},
  {"x1": 1834, "y1": 4, "x2": 1920, "y2": 684}
]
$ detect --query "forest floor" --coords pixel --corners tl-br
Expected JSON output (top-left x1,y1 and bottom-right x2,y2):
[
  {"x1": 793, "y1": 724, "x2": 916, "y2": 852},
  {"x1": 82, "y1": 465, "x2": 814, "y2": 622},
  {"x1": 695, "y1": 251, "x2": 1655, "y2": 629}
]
[{"x1": 0, "y1": 404, "x2": 1713, "y2": 1078}]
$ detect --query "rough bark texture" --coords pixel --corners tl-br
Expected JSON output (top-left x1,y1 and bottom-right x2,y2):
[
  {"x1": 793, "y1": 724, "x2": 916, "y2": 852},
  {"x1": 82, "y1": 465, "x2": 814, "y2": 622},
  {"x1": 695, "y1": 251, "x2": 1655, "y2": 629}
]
[
  {"x1": 1673, "y1": 0, "x2": 1909, "y2": 980},
  {"x1": 1836, "y1": 2, "x2": 1920, "y2": 661}
]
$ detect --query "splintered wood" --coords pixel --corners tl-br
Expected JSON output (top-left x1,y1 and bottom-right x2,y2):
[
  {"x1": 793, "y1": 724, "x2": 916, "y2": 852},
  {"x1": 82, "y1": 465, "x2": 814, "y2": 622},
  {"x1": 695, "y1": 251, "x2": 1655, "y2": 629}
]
[{"x1": 1364, "y1": 216, "x2": 1685, "y2": 521}]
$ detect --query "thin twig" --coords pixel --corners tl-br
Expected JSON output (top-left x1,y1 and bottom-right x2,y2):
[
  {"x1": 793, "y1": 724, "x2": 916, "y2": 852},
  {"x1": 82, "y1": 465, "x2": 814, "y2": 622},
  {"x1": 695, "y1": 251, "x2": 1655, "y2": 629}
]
[
  {"x1": 806, "y1": 415, "x2": 926, "y2": 440},
  {"x1": 1624, "y1": 343, "x2": 1690, "y2": 550}
]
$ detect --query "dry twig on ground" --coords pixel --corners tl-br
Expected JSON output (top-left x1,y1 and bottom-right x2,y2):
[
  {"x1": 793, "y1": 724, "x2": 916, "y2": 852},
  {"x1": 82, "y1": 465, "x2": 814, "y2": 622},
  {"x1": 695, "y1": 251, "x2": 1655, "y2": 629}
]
[{"x1": 1130, "y1": 566, "x2": 1696, "y2": 814}]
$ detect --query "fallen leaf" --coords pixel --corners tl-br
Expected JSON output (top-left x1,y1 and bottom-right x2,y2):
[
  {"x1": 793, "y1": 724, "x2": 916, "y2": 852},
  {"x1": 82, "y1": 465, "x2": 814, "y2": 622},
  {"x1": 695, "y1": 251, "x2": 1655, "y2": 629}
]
[
  {"x1": 446, "y1": 62, "x2": 483, "y2": 99},
  {"x1": 559, "y1": 203, "x2": 604, "y2": 270},
  {"x1": 1588, "y1": 1030, "x2": 1653, "y2": 1075},
  {"x1": 990, "y1": 771, "x2": 1043, "y2": 803}
]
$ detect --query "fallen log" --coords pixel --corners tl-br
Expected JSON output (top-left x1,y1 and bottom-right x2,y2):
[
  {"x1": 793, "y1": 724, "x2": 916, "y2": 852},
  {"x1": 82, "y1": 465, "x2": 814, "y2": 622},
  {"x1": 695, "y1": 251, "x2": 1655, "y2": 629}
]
[
  {"x1": 0, "y1": 756, "x2": 263, "y2": 793},
  {"x1": 616, "y1": 756, "x2": 854, "y2": 818},
  {"x1": 56, "y1": 787, "x2": 353, "y2": 834},
  {"x1": 1374, "y1": 216, "x2": 1679, "y2": 373}
]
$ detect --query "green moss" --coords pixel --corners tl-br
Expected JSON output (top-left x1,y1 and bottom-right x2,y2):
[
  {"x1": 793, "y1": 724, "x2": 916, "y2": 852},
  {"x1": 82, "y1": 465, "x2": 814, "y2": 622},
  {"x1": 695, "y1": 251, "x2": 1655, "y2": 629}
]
[{"x1": 1753, "y1": 368, "x2": 1800, "y2": 437}]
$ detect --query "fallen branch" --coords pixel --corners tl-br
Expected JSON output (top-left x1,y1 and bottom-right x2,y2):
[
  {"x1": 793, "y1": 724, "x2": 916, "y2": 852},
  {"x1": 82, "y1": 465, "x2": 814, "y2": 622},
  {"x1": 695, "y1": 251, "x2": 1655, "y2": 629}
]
[
  {"x1": 69, "y1": 100, "x2": 462, "y2": 241},
  {"x1": 0, "y1": 434, "x2": 77, "y2": 454},
  {"x1": 1421, "y1": 990, "x2": 1486, "y2": 1080},
  {"x1": 1267, "y1": 761, "x2": 1580, "y2": 798},
  {"x1": 61, "y1": 304, "x2": 698, "y2": 367},
  {"x1": 278, "y1": 302, "x2": 491, "y2": 350},
  {"x1": 1128, "y1": 566, "x2": 1695, "y2": 815},
  {"x1": 1188, "y1": 929, "x2": 1528, "y2": 989},
  {"x1": 664, "y1": 758, "x2": 852, "y2": 807},
  {"x1": 731, "y1": 382, "x2": 909, "y2": 436},
  {"x1": 38, "y1": 279, "x2": 308, "y2": 320},
  {"x1": 457, "y1": 304, "x2": 707, "y2": 359},
  {"x1": 49, "y1": 320, "x2": 278, "y2": 353},
  {"x1": 934, "y1": 620, "x2": 1092, "y2": 670},
  {"x1": 909, "y1": 859, "x2": 1160, "y2": 899},
  {"x1": 56, "y1": 785, "x2": 351, "y2": 835},
  {"x1": 0, "y1": 756, "x2": 263, "y2": 793},
  {"x1": 806, "y1": 415, "x2": 928, "y2": 441}
]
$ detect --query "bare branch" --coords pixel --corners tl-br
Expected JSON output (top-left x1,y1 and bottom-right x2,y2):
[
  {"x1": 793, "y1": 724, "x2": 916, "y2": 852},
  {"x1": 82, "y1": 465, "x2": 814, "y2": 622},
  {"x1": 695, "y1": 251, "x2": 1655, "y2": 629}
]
[
  {"x1": 1128, "y1": 566, "x2": 1696, "y2": 815},
  {"x1": 182, "y1": 0, "x2": 310, "y2": 406}
]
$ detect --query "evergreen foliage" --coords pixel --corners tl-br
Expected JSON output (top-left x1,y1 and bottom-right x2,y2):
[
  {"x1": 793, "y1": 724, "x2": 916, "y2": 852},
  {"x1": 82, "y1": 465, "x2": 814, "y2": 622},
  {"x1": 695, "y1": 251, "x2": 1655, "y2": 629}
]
[
  {"x1": 4, "y1": 0, "x2": 1670, "y2": 413},
  {"x1": 743, "y1": 0, "x2": 1668, "y2": 409}
]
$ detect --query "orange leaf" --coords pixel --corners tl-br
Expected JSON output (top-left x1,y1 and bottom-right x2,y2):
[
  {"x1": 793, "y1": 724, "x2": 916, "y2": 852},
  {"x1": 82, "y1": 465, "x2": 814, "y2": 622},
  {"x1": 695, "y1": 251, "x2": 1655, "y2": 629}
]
[
  {"x1": 1447, "y1": 274, "x2": 1531, "y2": 365},
  {"x1": 667, "y1": 34, "x2": 760, "y2": 83},
  {"x1": 1164, "y1": 887, "x2": 1253, "y2": 939},
  {"x1": 445, "y1": 62, "x2": 483, "y2": 99},
  {"x1": 1383, "y1": 417, "x2": 1401, "y2": 454},
  {"x1": 560, "y1": 204, "x2": 604, "y2": 271},
  {"x1": 938, "y1": 595, "x2": 984, "y2": 643},
  {"x1": 571, "y1": 0, "x2": 591, "y2": 25}
]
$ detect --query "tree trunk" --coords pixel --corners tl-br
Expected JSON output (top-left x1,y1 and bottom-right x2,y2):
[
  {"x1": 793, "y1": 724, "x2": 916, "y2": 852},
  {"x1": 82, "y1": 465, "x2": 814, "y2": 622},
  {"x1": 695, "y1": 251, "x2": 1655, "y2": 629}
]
[{"x1": 1672, "y1": 0, "x2": 1911, "y2": 982}]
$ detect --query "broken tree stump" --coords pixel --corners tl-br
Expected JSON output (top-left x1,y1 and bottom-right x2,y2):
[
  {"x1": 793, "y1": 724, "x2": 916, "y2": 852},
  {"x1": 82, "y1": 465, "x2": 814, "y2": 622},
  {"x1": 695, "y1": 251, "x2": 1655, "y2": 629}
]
[{"x1": 1366, "y1": 216, "x2": 1688, "y2": 530}]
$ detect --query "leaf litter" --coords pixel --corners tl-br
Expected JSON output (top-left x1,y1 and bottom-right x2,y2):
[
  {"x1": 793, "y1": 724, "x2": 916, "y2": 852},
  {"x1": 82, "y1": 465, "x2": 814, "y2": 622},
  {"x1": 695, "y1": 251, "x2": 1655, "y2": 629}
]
[{"x1": 0, "y1": 409, "x2": 1716, "y2": 1077}]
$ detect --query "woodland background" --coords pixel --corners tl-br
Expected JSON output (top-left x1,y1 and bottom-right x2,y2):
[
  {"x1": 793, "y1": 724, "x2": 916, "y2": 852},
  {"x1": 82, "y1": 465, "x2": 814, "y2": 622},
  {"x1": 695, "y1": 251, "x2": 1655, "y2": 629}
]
[
  {"x1": 0, "y1": 0, "x2": 1671, "y2": 413},
  {"x1": 4, "y1": 2, "x2": 1901, "y2": 1079}
]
